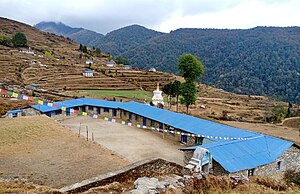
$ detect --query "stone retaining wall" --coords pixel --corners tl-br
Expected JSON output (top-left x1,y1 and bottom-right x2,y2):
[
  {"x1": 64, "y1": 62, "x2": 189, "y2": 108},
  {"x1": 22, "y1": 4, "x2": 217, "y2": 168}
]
[{"x1": 59, "y1": 158, "x2": 184, "y2": 193}]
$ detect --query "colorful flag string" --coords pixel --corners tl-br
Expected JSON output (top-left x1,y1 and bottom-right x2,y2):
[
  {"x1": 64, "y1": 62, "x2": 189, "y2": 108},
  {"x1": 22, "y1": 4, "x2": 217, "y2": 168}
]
[{"x1": 1, "y1": 88, "x2": 248, "y2": 140}]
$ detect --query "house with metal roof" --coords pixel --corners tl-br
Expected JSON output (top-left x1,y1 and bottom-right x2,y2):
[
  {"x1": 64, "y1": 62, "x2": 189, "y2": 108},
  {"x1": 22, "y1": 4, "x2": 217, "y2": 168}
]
[
  {"x1": 31, "y1": 98, "x2": 300, "y2": 178},
  {"x1": 180, "y1": 135, "x2": 299, "y2": 179},
  {"x1": 82, "y1": 70, "x2": 93, "y2": 77}
]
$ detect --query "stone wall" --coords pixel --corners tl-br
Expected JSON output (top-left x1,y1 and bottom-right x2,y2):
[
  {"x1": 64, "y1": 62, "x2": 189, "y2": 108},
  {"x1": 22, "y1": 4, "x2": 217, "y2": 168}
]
[
  {"x1": 230, "y1": 146, "x2": 300, "y2": 179},
  {"x1": 59, "y1": 158, "x2": 184, "y2": 193},
  {"x1": 212, "y1": 160, "x2": 229, "y2": 176},
  {"x1": 183, "y1": 151, "x2": 194, "y2": 164}
]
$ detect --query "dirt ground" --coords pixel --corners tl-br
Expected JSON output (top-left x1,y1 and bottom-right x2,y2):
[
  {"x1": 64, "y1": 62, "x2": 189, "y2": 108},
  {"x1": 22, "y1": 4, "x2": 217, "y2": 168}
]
[
  {"x1": 59, "y1": 116, "x2": 185, "y2": 165},
  {"x1": 0, "y1": 115, "x2": 128, "y2": 188},
  {"x1": 220, "y1": 121, "x2": 300, "y2": 145}
]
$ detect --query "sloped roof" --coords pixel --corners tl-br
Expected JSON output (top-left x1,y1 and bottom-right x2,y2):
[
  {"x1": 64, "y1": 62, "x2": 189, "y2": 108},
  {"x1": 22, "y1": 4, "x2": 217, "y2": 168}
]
[
  {"x1": 121, "y1": 101, "x2": 258, "y2": 139},
  {"x1": 180, "y1": 135, "x2": 293, "y2": 172}
]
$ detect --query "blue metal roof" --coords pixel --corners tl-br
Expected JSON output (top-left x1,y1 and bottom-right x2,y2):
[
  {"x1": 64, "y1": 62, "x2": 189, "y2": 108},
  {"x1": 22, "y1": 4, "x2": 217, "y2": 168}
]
[
  {"x1": 32, "y1": 99, "x2": 259, "y2": 139},
  {"x1": 180, "y1": 135, "x2": 293, "y2": 172},
  {"x1": 7, "y1": 109, "x2": 21, "y2": 114},
  {"x1": 83, "y1": 70, "x2": 93, "y2": 73},
  {"x1": 120, "y1": 101, "x2": 258, "y2": 139},
  {"x1": 32, "y1": 98, "x2": 122, "y2": 113}
]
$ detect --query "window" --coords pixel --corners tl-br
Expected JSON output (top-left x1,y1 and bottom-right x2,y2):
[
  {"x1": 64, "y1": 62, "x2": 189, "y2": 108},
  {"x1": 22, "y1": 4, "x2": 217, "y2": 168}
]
[
  {"x1": 150, "y1": 120, "x2": 154, "y2": 127},
  {"x1": 181, "y1": 135, "x2": 187, "y2": 144},
  {"x1": 135, "y1": 115, "x2": 139, "y2": 121},
  {"x1": 104, "y1": 108, "x2": 109, "y2": 112},
  {"x1": 123, "y1": 111, "x2": 127, "y2": 116},
  {"x1": 88, "y1": 106, "x2": 93, "y2": 111},
  {"x1": 195, "y1": 137, "x2": 204, "y2": 145},
  {"x1": 248, "y1": 168, "x2": 255, "y2": 176},
  {"x1": 276, "y1": 161, "x2": 282, "y2": 171}
]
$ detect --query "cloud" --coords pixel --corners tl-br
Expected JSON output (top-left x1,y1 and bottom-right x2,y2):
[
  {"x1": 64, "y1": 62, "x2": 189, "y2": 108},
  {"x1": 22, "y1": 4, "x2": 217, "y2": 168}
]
[{"x1": 0, "y1": 0, "x2": 299, "y2": 34}]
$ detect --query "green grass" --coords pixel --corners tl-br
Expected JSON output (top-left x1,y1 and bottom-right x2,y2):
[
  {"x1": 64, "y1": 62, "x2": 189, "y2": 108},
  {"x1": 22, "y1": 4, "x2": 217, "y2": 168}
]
[{"x1": 80, "y1": 90, "x2": 153, "y2": 101}]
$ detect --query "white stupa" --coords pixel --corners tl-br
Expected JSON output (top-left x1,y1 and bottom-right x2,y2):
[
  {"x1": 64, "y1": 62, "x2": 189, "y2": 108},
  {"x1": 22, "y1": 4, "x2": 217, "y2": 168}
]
[{"x1": 152, "y1": 82, "x2": 164, "y2": 106}]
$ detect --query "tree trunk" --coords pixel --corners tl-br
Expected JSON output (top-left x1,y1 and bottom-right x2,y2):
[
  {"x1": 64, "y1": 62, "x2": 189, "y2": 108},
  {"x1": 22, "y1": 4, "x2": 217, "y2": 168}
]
[
  {"x1": 169, "y1": 96, "x2": 172, "y2": 108},
  {"x1": 176, "y1": 95, "x2": 179, "y2": 112},
  {"x1": 186, "y1": 105, "x2": 189, "y2": 114}
]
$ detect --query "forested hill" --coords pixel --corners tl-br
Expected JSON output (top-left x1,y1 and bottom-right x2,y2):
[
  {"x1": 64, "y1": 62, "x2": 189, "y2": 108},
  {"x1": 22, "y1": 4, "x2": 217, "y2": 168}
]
[
  {"x1": 123, "y1": 27, "x2": 300, "y2": 102},
  {"x1": 89, "y1": 24, "x2": 165, "y2": 56},
  {"x1": 35, "y1": 22, "x2": 300, "y2": 102}
]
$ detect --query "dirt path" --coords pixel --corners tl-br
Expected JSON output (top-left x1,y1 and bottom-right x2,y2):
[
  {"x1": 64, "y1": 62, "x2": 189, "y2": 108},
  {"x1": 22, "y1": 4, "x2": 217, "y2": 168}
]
[
  {"x1": 59, "y1": 116, "x2": 184, "y2": 165},
  {"x1": 0, "y1": 115, "x2": 128, "y2": 188}
]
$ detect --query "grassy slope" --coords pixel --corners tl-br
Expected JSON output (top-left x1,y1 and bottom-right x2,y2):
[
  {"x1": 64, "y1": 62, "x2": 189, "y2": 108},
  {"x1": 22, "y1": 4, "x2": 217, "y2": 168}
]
[{"x1": 80, "y1": 90, "x2": 153, "y2": 101}]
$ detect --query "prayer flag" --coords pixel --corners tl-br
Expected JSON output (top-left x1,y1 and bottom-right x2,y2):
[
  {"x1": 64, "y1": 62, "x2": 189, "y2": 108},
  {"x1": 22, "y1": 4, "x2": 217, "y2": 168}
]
[{"x1": 12, "y1": 92, "x2": 18, "y2": 98}]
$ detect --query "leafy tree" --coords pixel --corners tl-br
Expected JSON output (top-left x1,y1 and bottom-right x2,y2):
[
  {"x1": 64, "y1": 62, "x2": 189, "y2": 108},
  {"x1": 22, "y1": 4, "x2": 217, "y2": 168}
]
[
  {"x1": 12, "y1": 32, "x2": 27, "y2": 47},
  {"x1": 79, "y1": 44, "x2": 88, "y2": 53},
  {"x1": 162, "y1": 82, "x2": 173, "y2": 107},
  {"x1": 115, "y1": 56, "x2": 130, "y2": 65},
  {"x1": 177, "y1": 54, "x2": 204, "y2": 82},
  {"x1": 96, "y1": 47, "x2": 101, "y2": 53},
  {"x1": 172, "y1": 80, "x2": 181, "y2": 112},
  {"x1": 180, "y1": 81, "x2": 197, "y2": 114},
  {"x1": 0, "y1": 35, "x2": 12, "y2": 47}
]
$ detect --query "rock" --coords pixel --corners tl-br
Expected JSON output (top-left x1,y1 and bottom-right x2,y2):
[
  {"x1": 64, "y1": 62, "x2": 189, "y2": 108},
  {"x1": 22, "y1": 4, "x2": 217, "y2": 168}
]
[
  {"x1": 148, "y1": 189, "x2": 158, "y2": 194},
  {"x1": 129, "y1": 189, "x2": 144, "y2": 194}
]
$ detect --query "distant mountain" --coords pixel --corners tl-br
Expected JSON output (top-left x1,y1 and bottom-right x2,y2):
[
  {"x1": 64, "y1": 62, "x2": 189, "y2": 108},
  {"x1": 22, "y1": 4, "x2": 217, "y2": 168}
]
[
  {"x1": 89, "y1": 25, "x2": 164, "y2": 56},
  {"x1": 34, "y1": 22, "x2": 300, "y2": 102},
  {"x1": 34, "y1": 21, "x2": 104, "y2": 46}
]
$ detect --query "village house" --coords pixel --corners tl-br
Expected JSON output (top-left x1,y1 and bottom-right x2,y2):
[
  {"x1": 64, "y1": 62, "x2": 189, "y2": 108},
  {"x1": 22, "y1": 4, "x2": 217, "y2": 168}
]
[
  {"x1": 106, "y1": 61, "x2": 115, "y2": 67},
  {"x1": 82, "y1": 69, "x2": 93, "y2": 77},
  {"x1": 85, "y1": 59, "x2": 93, "y2": 65},
  {"x1": 31, "y1": 98, "x2": 300, "y2": 179}
]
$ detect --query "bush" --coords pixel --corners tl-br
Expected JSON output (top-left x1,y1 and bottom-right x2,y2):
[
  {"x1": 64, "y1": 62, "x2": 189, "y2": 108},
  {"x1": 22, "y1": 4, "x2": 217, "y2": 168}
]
[
  {"x1": 284, "y1": 169, "x2": 300, "y2": 185},
  {"x1": 0, "y1": 35, "x2": 12, "y2": 47}
]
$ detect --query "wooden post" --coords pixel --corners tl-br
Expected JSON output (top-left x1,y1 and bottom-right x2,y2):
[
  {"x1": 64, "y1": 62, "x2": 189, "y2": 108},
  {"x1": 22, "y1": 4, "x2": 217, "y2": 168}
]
[
  {"x1": 86, "y1": 126, "x2": 88, "y2": 141},
  {"x1": 92, "y1": 132, "x2": 94, "y2": 142},
  {"x1": 78, "y1": 122, "x2": 81, "y2": 137}
]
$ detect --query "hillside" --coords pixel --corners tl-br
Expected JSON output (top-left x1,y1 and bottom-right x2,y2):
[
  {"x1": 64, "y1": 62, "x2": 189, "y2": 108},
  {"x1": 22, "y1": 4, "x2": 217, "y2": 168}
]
[
  {"x1": 34, "y1": 21, "x2": 104, "y2": 46},
  {"x1": 0, "y1": 17, "x2": 178, "y2": 96},
  {"x1": 123, "y1": 27, "x2": 300, "y2": 103},
  {"x1": 89, "y1": 24, "x2": 164, "y2": 56},
  {"x1": 36, "y1": 22, "x2": 300, "y2": 103}
]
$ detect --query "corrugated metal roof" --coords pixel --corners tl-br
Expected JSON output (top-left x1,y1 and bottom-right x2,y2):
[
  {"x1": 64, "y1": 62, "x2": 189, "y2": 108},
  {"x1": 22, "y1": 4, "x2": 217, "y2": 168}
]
[
  {"x1": 7, "y1": 109, "x2": 22, "y2": 114},
  {"x1": 32, "y1": 98, "x2": 122, "y2": 113},
  {"x1": 32, "y1": 99, "x2": 258, "y2": 139},
  {"x1": 180, "y1": 135, "x2": 293, "y2": 172},
  {"x1": 121, "y1": 101, "x2": 258, "y2": 139}
]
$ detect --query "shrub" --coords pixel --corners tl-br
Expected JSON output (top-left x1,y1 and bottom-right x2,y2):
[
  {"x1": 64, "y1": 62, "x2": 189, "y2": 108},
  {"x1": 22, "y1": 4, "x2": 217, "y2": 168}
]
[{"x1": 284, "y1": 169, "x2": 300, "y2": 185}]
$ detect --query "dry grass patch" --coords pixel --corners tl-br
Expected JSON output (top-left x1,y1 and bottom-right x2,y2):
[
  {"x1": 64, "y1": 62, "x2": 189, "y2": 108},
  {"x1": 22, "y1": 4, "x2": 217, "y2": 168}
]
[{"x1": 0, "y1": 115, "x2": 128, "y2": 188}]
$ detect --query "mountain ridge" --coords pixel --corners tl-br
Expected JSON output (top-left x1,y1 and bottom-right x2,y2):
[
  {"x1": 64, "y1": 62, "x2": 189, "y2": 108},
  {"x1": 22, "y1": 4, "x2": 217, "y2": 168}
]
[{"x1": 35, "y1": 21, "x2": 300, "y2": 102}]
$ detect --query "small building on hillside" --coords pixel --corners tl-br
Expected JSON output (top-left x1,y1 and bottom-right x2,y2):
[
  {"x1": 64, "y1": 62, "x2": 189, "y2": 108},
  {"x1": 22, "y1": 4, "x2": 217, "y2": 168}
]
[
  {"x1": 5, "y1": 109, "x2": 22, "y2": 118},
  {"x1": 106, "y1": 62, "x2": 115, "y2": 67},
  {"x1": 149, "y1": 68, "x2": 156, "y2": 72},
  {"x1": 85, "y1": 60, "x2": 93, "y2": 65},
  {"x1": 82, "y1": 70, "x2": 93, "y2": 77},
  {"x1": 124, "y1": 65, "x2": 131, "y2": 70}
]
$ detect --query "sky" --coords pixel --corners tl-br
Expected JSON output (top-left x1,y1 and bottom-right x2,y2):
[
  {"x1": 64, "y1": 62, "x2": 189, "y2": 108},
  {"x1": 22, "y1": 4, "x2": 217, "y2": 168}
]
[{"x1": 0, "y1": 0, "x2": 299, "y2": 34}]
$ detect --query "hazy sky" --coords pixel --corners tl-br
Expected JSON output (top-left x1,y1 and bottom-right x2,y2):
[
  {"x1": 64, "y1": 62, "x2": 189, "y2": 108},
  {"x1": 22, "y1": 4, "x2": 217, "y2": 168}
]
[{"x1": 0, "y1": 0, "x2": 299, "y2": 34}]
